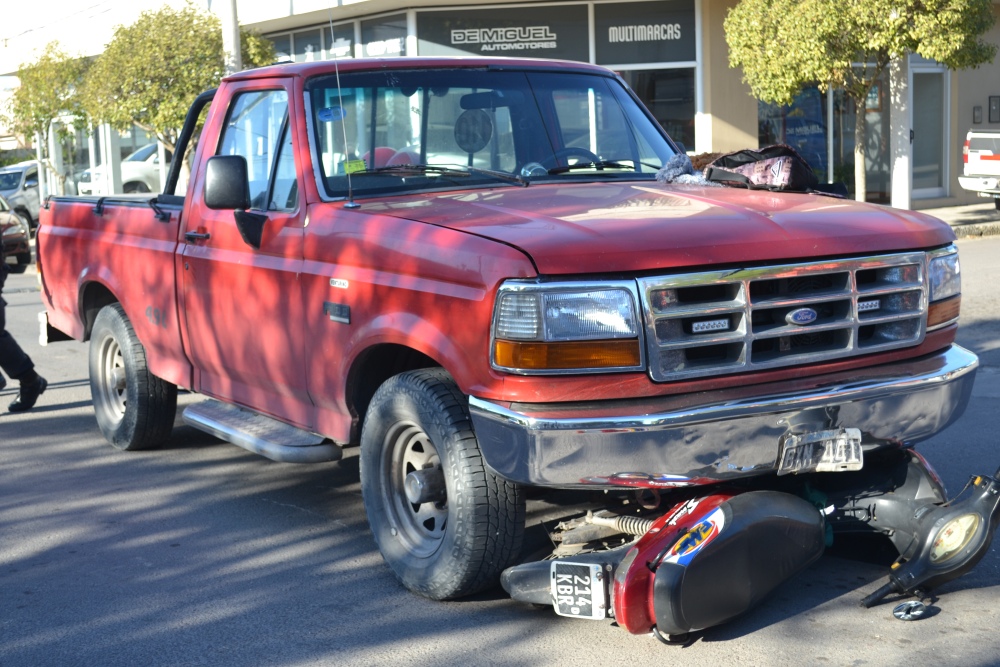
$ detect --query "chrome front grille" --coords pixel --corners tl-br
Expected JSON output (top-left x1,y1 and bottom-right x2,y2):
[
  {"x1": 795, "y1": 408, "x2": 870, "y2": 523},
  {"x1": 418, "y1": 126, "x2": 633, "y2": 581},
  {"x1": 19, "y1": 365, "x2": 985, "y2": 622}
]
[{"x1": 637, "y1": 252, "x2": 928, "y2": 382}]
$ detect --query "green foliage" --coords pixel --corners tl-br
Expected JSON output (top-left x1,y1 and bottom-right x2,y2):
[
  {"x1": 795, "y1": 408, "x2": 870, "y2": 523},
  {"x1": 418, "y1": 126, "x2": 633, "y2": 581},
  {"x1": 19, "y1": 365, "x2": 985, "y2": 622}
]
[
  {"x1": 2, "y1": 41, "x2": 88, "y2": 147},
  {"x1": 726, "y1": 0, "x2": 996, "y2": 200},
  {"x1": 82, "y1": 3, "x2": 274, "y2": 150},
  {"x1": 726, "y1": 0, "x2": 997, "y2": 106}
]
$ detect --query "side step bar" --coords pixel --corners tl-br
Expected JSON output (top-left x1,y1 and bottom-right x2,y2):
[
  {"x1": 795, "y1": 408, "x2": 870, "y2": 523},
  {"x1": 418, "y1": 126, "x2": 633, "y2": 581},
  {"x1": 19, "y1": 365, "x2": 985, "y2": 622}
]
[{"x1": 182, "y1": 400, "x2": 342, "y2": 464}]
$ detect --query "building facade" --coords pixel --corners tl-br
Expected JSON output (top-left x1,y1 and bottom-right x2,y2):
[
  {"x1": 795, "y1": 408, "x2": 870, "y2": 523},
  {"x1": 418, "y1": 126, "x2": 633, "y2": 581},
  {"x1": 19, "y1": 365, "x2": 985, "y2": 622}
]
[{"x1": 2, "y1": 0, "x2": 998, "y2": 208}]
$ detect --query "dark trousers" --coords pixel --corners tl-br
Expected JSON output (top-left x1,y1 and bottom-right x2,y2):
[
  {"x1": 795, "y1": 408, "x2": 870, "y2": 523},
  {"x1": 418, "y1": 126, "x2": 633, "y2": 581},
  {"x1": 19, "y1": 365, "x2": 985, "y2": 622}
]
[{"x1": 0, "y1": 296, "x2": 34, "y2": 384}]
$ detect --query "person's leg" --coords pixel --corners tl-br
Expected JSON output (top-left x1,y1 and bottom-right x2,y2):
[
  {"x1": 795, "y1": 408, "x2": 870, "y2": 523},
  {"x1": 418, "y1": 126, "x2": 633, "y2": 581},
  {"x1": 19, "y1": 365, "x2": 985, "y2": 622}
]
[{"x1": 0, "y1": 302, "x2": 46, "y2": 411}]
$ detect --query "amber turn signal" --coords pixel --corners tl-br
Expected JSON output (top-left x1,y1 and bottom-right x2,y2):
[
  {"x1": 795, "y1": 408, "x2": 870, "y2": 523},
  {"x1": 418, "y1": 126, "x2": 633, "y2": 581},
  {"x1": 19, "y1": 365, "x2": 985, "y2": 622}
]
[
  {"x1": 494, "y1": 339, "x2": 642, "y2": 370},
  {"x1": 927, "y1": 295, "x2": 960, "y2": 329}
]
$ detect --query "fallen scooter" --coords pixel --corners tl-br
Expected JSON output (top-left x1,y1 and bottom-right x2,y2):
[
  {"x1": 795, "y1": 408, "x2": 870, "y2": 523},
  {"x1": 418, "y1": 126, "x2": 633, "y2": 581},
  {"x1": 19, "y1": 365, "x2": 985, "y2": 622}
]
[{"x1": 501, "y1": 450, "x2": 1000, "y2": 643}]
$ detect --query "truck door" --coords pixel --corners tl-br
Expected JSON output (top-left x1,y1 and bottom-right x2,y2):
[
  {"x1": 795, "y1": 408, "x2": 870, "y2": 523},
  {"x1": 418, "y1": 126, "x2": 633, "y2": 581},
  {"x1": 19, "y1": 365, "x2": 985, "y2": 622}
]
[{"x1": 178, "y1": 82, "x2": 312, "y2": 427}]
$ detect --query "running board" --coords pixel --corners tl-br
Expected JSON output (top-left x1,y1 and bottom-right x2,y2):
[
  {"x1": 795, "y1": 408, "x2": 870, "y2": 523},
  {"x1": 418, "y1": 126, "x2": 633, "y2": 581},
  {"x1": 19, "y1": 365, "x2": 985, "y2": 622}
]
[{"x1": 182, "y1": 400, "x2": 342, "y2": 464}]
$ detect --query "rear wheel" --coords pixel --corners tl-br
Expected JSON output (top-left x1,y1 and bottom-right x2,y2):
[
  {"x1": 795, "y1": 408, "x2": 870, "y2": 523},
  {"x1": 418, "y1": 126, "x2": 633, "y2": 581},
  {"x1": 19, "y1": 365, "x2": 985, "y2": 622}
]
[
  {"x1": 123, "y1": 182, "x2": 150, "y2": 194},
  {"x1": 89, "y1": 304, "x2": 177, "y2": 450},
  {"x1": 360, "y1": 368, "x2": 525, "y2": 600},
  {"x1": 7, "y1": 252, "x2": 29, "y2": 273}
]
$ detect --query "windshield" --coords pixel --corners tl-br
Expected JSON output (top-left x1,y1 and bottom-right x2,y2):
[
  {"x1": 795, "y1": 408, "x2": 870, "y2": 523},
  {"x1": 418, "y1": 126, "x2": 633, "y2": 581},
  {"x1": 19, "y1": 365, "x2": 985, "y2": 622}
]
[
  {"x1": 306, "y1": 68, "x2": 675, "y2": 199},
  {"x1": 0, "y1": 172, "x2": 21, "y2": 190},
  {"x1": 126, "y1": 144, "x2": 158, "y2": 162}
]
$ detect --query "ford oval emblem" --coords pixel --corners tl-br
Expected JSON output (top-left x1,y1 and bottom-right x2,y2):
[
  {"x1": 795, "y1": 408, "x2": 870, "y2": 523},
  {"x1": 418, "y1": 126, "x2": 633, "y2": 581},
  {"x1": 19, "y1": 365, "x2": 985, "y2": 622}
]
[{"x1": 786, "y1": 307, "x2": 818, "y2": 326}]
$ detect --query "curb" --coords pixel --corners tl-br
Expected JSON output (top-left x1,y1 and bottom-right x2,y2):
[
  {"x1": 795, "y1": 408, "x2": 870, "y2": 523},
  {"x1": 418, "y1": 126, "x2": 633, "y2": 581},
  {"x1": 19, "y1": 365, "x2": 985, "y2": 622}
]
[{"x1": 949, "y1": 221, "x2": 1000, "y2": 239}]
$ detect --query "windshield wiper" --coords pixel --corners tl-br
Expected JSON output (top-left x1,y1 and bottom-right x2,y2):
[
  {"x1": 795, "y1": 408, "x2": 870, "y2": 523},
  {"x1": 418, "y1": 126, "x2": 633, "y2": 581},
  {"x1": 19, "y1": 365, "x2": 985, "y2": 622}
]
[
  {"x1": 547, "y1": 160, "x2": 633, "y2": 175},
  {"x1": 359, "y1": 164, "x2": 471, "y2": 178},
  {"x1": 434, "y1": 164, "x2": 528, "y2": 187},
  {"x1": 359, "y1": 163, "x2": 528, "y2": 187}
]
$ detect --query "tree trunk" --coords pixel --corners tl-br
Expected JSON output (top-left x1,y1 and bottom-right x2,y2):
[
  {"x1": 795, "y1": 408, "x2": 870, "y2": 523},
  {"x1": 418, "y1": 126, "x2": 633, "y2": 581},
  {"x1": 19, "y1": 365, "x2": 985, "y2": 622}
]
[{"x1": 854, "y1": 98, "x2": 867, "y2": 202}]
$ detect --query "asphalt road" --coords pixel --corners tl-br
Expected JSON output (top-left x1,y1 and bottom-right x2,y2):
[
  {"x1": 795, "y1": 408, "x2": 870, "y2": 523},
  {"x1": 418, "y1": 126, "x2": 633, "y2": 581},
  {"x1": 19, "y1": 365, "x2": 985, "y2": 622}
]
[{"x1": 3, "y1": 236, "x2": 1000, "y2": 667}]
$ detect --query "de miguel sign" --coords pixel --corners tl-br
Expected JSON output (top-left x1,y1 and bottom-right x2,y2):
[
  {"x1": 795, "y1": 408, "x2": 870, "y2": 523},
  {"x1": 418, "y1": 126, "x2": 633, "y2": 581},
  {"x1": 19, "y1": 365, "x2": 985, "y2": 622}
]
[
  {"x1": 450, "y1": 26, "x2": 559, "y2": 52},
  {"x1": 417, "y1": 1, "x2": 695, "y2": 65}
]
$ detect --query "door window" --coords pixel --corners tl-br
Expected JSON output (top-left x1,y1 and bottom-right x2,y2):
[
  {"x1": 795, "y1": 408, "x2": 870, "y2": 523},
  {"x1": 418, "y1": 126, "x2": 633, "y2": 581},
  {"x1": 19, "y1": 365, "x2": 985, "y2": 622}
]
[{"x1": 218, "y1": 89, "x2": 291, "y2": 210}]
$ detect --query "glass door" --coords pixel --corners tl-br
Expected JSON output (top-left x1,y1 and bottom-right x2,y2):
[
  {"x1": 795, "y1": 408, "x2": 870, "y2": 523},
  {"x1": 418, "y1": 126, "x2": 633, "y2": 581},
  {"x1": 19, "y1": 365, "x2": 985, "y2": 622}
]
[{"x1": 911, "y1": 67, "x2": 949, "y2": 199}]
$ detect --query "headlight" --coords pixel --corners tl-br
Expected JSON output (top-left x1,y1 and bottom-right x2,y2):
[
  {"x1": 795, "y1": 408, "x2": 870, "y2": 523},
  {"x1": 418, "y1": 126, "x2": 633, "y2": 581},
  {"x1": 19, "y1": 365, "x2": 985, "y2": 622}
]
[
  {"x1": 929, "y1": 513, "x2": 980, "y2": 564},
  {"x1": 492, "y1": 282, "x2": 643, "y2": 373},
  {"x1": 927, "y1": 248, "x2": 960, "y2": 330}
]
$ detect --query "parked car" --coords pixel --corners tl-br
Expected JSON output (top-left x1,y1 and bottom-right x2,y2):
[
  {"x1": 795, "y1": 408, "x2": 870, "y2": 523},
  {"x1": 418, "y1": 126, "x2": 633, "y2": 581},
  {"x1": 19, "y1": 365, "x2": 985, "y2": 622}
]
[
  {"x1": 77, "y1": 143, "x2": 172, "y2": 195},
  {"x1": 959, "y1": 129, "x2": 1000, "y2": 208},
  {"x1": 1, "y1": 194, "x2": 31, "y2": 274},
  {"x1": 0, "y1": 161, "x2": 42, "y2": 233}
]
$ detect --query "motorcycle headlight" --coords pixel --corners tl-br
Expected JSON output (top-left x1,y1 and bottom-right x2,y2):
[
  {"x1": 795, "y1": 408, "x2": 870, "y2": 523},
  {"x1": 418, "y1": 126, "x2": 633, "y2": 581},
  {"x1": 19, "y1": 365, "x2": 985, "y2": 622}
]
[
  {"x1": 927, "y1": 247, "x2": 960, "y2": 330},
  {"x1": 929, "y1": 513, "x2": 980, "y2": 564},
  {"x1": 492, "y1": 282, "x2": 643, "y2": 373}
]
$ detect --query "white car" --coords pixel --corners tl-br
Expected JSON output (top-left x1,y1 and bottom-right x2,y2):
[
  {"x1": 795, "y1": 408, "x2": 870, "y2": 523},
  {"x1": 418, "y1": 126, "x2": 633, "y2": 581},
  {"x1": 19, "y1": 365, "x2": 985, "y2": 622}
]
[
  {"x1": 959, "y1": 130, "x2": 1000, "y2": 209},
  {"x1": 0, "y1": 161, "x2": 42, "y2": 232},
  {"x1": 77, "y1": 143, "x2": 172, "y2": 195}
]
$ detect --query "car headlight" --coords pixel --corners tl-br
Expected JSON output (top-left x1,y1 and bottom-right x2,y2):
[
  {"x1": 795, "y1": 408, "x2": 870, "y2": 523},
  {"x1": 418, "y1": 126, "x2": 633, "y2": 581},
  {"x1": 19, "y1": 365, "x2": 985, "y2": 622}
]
[
  {"x1": 927, "y1": 247, "x2": 960, "y2": 330},
  {"x1": 492, "y1": 281, "x2": 643, "y2": 373}
]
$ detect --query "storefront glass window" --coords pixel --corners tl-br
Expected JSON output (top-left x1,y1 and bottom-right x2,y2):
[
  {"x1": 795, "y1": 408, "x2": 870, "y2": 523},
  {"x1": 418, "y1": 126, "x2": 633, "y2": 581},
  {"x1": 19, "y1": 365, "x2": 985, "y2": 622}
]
[
  {"x1": 757, "y1": 70, "x2": 890, "y2": 202},
  {"x1": 618, "y1": 69, "x2": 695, "y2": 152},
  {"x1": 833, "y1": 71, "x2": 890, "y2": 202},
  {"x1": 361, "y1": 14, "x2": 407, "y2": 57},
  {"x1": 324, "y1": 24, "x2": 354, "y2": 59},
  {"x1": 294, "y1": 29, "x2": 322, "y2": 63},
  {"x1": 758, "y1": 86, "x2": 828, "y2": 179}
]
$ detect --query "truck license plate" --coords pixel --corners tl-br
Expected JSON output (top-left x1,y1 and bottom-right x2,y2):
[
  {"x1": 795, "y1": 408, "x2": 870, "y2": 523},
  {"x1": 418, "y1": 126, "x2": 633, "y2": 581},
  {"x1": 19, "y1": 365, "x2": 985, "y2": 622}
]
[
  {"x1": 551, "y1": 562, "x2": 607, "y2": 620},
  {"x1": 777, "y1": 428, "x2": 863, "y2": 475}
]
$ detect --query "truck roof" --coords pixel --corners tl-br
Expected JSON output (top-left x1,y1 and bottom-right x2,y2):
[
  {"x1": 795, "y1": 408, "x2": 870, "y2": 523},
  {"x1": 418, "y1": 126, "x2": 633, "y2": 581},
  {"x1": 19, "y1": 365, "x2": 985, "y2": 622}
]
[{"x1": 223, "y1": 56, "x2": 615, "y2": 82}]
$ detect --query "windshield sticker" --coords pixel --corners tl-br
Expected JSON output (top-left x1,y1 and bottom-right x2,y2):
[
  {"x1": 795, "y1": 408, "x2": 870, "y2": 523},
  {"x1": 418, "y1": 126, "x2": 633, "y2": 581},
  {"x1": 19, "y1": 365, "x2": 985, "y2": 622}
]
[
  {"x1": 318, "y1": 106, "x2": 346, "y2": 122},
  {"x1": 344, "y1": 159, "x2": 366, "y2": 174}
]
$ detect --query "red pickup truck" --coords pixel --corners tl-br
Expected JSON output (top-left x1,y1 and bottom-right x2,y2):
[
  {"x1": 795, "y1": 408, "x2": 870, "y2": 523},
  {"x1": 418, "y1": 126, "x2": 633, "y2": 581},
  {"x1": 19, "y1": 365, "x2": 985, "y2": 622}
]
[{"x1": 37, "y1": 57, "x2": 981, "y2": 637}]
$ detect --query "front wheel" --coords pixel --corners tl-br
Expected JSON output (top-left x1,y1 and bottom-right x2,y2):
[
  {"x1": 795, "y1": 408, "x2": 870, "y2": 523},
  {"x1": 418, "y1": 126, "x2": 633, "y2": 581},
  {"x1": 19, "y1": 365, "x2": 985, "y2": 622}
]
[
  {"x1": 360, "y1": 368, "x2": 525, "y2": 600},
  {"x1": 89, "y1": 304, "x2": 177, "y2": 450}
]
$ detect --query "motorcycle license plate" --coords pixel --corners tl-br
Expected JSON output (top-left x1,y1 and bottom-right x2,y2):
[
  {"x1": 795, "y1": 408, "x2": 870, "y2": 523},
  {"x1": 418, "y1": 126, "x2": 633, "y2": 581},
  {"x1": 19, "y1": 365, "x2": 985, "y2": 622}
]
[
  {"x1": 777, "y1": 428, "x2": 863, "y2": 476},
  {"x1": 550, "y1": 562, "x2": 607, "y2": 620}
]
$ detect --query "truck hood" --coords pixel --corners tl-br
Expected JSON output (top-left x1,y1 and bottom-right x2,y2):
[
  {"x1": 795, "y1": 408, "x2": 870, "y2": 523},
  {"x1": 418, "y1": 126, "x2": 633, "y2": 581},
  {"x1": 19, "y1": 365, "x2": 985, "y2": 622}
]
[{"x1": 364, "y1": 182, "x2": 955, "y2": 274}]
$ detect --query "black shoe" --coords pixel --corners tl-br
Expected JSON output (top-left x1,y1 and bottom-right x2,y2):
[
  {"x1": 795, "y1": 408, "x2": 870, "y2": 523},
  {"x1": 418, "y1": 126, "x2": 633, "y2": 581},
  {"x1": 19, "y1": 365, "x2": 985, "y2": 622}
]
[{"x1": 9, "y1": 376, "x2": 46, "y2": 412}]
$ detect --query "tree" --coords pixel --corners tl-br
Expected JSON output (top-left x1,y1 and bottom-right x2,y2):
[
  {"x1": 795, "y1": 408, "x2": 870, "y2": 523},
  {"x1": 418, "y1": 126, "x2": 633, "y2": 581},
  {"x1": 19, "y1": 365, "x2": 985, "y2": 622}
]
[
  {"x1": 725, "y1": 0, "x2": 997, "y2": 201},
  {"x1": 2, "y1": 41, "x2": 89, "y2": 193},
  {"x1": 82, "y1": 3, "x2": 274, "y2": 154}
]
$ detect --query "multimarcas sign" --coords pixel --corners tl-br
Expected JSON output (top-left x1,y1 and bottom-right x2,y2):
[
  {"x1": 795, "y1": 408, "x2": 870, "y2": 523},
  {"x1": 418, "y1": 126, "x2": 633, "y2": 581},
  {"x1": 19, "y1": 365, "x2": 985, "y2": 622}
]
[
  {"x1": 595, "y1": 0, "x2": 695, "y2": 64},
  {"x1": 417, "y1": 1, "x2": 694, "y2": 65}
]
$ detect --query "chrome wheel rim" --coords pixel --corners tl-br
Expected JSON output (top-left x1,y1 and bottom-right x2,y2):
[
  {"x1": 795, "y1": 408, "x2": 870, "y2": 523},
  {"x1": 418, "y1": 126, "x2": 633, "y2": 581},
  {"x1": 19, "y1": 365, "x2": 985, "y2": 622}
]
[
  {"x1": 97, "y1": 335, "x2": 127, "y2": 423},
  {"x1": 380, "y1": 421, "x2": 447, "y2": 557}
]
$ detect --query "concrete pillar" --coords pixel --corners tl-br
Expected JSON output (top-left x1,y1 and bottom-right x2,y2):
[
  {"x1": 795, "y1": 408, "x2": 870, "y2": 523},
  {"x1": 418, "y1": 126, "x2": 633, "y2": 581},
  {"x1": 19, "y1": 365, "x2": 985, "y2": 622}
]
[
  {"x1": 98, "y1": 124, "x2": 122, "y2": 195},
  {"x1": 47, "y1": 123, "x2": 64, "y2": 196},
  {"x1": 890, "y1": 56, "x2": 912, "y2": 210},
  {"x1": 157, "y1": 141, "x2": 168, "y2": 195},
  {"x1": 33, "y1": 131, "x2": 47, "y2": 200}
]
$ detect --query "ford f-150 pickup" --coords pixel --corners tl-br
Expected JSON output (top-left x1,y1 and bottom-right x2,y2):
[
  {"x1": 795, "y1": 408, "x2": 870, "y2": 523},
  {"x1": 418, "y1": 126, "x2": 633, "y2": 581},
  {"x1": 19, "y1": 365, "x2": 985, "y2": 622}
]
[{"x1": 36, "y1": 57, "x2": 980, "y2": 638}]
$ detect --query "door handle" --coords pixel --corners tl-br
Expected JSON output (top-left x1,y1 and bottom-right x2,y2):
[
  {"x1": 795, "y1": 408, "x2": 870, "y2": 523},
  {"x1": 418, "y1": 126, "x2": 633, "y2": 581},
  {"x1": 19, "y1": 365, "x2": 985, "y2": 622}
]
[{"x1": 185, "y1": 230, "x2": 211, "y2": 241}]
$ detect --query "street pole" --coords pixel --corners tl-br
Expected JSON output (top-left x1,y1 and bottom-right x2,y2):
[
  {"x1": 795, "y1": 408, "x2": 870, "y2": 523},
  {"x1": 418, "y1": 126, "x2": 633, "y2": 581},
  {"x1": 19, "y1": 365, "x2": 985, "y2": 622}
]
[{"x1": 218, "y1": 0, "x2": 241, "y2": 75}]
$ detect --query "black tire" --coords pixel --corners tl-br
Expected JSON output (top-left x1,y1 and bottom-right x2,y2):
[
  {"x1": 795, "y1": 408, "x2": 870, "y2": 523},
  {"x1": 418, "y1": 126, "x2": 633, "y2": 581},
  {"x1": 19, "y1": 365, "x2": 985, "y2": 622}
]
[
  {"x1": 7, "y1": 254, "x2": 28, "y2": 274},
  {"x1": 124, "y1": 182, "x2": 150, "y2": 194},
  {"x1": 360, "y1": 368, "x2": 525, "y2": 600},
  {"x1": 89, "y1": 304, "x2": 177, "y2": 450}
]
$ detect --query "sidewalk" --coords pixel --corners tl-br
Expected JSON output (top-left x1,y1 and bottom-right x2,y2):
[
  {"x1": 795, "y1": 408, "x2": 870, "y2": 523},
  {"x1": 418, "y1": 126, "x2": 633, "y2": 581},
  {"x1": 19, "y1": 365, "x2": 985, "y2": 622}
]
[{"x1": 919, "y1": 202, "x2": 1000, "y2": 238}]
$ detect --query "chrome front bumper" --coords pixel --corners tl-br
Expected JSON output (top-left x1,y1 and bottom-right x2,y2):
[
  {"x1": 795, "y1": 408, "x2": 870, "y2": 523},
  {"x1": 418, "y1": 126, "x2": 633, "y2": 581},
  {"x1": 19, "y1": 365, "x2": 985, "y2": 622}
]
[{"x1": 469, "y1": 345, "x2": 978, "y2": 489}]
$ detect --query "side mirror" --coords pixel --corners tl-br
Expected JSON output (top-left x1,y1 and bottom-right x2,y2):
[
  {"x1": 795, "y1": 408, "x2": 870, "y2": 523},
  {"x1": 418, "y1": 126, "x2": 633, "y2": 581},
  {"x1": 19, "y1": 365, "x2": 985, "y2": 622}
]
[
  {"x1": 24, "y1": 178, "x2": 37, "y2": 190},
  {"x1": 204, "y1": 155, "x2": 250, "y2": 210}
]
